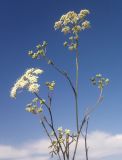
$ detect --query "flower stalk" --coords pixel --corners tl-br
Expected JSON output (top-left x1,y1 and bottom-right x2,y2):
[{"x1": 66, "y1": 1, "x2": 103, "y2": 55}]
[{"x1": 75, "y1": 40, "x2": 79, "y2": 133}]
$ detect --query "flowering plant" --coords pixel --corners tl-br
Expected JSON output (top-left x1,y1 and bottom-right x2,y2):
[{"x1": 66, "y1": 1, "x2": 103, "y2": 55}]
[{"x1": 10, "y1": 9, "x2": 109, "y2": 160}]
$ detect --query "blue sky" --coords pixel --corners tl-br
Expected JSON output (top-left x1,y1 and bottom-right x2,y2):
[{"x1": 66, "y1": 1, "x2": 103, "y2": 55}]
[{"x1": 0, "y1": 0, "x2": 122, "y2": 159}]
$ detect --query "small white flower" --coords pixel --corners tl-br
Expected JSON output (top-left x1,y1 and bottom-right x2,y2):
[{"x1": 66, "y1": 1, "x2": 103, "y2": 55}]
[
  {"x1": 33, "y1": 69, "x2": 43, "y2": 75},
  {"x1": 54, "y1": 21, "x2": 62, "y2": 30},
  {"x1": 28, "y1": 83, "x2": 40, "y2": 93},
  {"x1": 10, "y1": 86, "x2": 17, "y2": 98},
  {"x1": 28, "y1": 75, "x2": 38, "y2": 83},
  {"x1": 78, "y1": 9, "x2": 90, "y2": 19},
  {"x1": 25, "y1": 68, "x2": 35, "y2": 75},
  {"x1": 82, "y1": 20, "x2": 90, "y2": 30},
  {"x1": 65, "y1": 129, "x2": 70, "y2": 135},
  {"x1": 61, "y1": 26, "x2": 70, "y2": 34},
  {"x1": 79, "y1": 9, "x2": 90, "y2": 15},
  {"x1": 58, "y1": 127, "x2": 63, "y2": 132}
]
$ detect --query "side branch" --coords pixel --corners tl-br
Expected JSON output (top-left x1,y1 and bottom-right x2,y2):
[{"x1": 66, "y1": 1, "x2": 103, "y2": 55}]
[
  {"x1": 34, "y1": 92, "x2": 65, "y2": 160},
  {"x1": 43, "y1": 56, "x2": 76, "y2": 97},
  {"x1": 84, "y1": 119, "x2": 89, "y2": 160}
]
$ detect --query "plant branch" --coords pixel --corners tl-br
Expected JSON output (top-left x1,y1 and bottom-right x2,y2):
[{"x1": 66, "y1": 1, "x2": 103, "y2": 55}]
[
  {"x1": 84, "y1": 119, "x2": 89, "y2": 160},
  {"x1": 75, "y1": 44, "x2": 79, "y2": 133},
  {"x1": 34, "y1": 92, "x2": 65, "y2": 160},
  {"x1": 72, "y1": 89, "x2": 103, "y2": 160},
  {"x1": 41, "y1": 118, "x2": 62, "y2": 160},
  {"x1": 43, "y1": 56, "x2": 76, "y2": 97},
  {"x1": 41, "y1": 118, "x2": 52, "y2": 142},
  {"x1": 72, "y1": 116, "x2": 87, "y2": 160},
  {"x1": 85, "y1": 89, "x2": 103, "y2": 116}
]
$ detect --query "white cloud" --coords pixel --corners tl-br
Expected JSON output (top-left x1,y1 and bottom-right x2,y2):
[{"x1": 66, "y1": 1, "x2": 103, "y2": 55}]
[
  {"x1": 0, "y1": 131, "x2": 122, "y2": 160},
  {"x1": 75, "y1": 131, "x2": 122, "y2": 160},
  {"x1": 0, "y1": 139, "x2": 50, "y2": 160}
]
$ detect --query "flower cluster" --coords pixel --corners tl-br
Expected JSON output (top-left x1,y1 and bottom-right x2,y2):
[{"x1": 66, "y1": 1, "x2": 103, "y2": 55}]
[
  {"x1": 49, "y1": 127, "x2": 76, "y2": 156},
  {"x1": 28, "y1": 41, "x2": 48, "y2": 59},
  {"x1": 25, "y1": 97, "x2": 44, "y2": 114},
  {"x1": 90, "y1": 74, "x2": 109, "y2": 90},
  {"x1": 10, "y1": 68, "x2": 43, "y2": 98},
  {"x1": 45, "y1": 81, "x2": 55, "y2": 91},
  {"x1": 57, "y1": 127, "x2": 71, "y2": 136},
  {"x1": 54, "y1": 10, "x2": 90, "y2": 31},
  {"x1": 54, "y1": 9, "x2": 90, "y2": 51}
]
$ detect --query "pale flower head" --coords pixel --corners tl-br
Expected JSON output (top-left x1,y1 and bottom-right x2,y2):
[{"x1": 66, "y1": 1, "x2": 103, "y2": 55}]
[
  {"x1": 80, "y1": 9, "x2": 90, "y2": 15},
  {"x1": 61, "y1": 26, "x2": 70, "y2": 34},
  {"x1": 54, "y1": 21, "x2": 62, "y2": 30},
  {"x1": 10, "y1": 85, "x2": 17, "y2": 98},
  {"x1": 72, "y1": 25, "x2": 82, "y2": 33},
  {"x1": 65, "y1": 129, "x2": 71, "y2": 135},
  {"x1": 60, "y1": 15, "x2": 66, "y2": 21},
  {"x1": 54, "y1": 9, "x2": 90, "y2": 40},
  {"x1": 63, "y1": 18, "x2": 70, "y2": 25},
  {"x1": 33, "y1": 69, "x2": 43, "y2": 75},
  {"x1": 67, "y1": 11, "x2": 77, "y2": 19},
  {"x1": 45, "y1": 81, "x2": 55, "y2": 91},
  {"x1": 82, "y1": 20, "x2": 90, "y2": 30},
  {"x1": 25, "y1": 68, "x2": 35, "y2": 75},
  {"x1": 27, "y1": 75, "x2": 38, "y2": 83},
  {"x1": 10, "y1": 68, "x2": 43, "y2": 98},
  {"x1": 78, "y1": 9, "x2": 90, "y2": 19},
  {"x1": 58, "y1": 127, "x2": 63, "y2": 132}
]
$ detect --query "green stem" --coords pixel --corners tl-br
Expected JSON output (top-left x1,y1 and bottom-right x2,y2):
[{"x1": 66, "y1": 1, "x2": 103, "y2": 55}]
[
  {"x1": 73, "y1": 89, "x2": 103, "y2": 160},
  {"x1": 84, "y1": 119, "x2": 89, "y2": 160},
  {"x1": 75, "y1": 46, "x2": 79, "y2": 133},
  {"x1": 72, "y1": 117, "x2": 86, "y2": 160},
  {"x1": 72, "y1": 40, "x2": 80, "y2": 160}
]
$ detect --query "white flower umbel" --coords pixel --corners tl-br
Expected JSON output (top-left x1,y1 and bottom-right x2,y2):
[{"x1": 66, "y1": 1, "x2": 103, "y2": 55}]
[
  {"x1": 54, "y1": 9, "x2": 90, "y2": 33},
  {"x1": 10, "y1": 68, "x2": 43, "y2": 98}
]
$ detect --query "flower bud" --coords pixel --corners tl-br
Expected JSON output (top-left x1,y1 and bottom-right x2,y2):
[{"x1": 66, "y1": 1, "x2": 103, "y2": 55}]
[
  {"x1": 28, "y1": 50, "x2": 33, "y2": 56},
  {"x1": 64, "y1": 41, "x2": 68, "y2": 47},
  {"x1": 105, "y1": 78, "x2": 109, "y2": 84},
  {"x1": 38, "y1": 107, "x2": 43, "y2": 113},
  {"x1": 36, "y1": 44, "x2": 42, "y2": 49}
]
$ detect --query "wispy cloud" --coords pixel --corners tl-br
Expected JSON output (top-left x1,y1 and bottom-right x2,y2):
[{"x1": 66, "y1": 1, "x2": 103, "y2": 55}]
[
  {"x1": 76, "y1": 131, "x2": 122, "y2": 160},
  {"x1": 0, "y1": 131, "x2": 122, "y2": 160},
  {"x1": 0, "y1": 139, "x2": 50, "y2": 160}
]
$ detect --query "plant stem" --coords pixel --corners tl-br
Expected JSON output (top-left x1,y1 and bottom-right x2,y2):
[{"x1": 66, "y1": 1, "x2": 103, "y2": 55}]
[
  {"x1": 72, "y1": 48, "x2": 79, "y2": 159},
  {"x1": 75, "y1": 47, "x2": 79, "y2": 133},
  {"x1": 72, "y1": 83, "x2": 103, "y2": 160},
  {"x1": 41, "y1": 119, "x2": 52, "y2": 142},
  {"x1": 43, "y1": 56, "x2": 76, "y2": 98},
  {"x1": 72, "y1": 117, "x2": 86, "y2": 160},
  {"x1": 39, "y1": 116, "x2": 62, "y2": 160},
  {"x1": 85, "y1": 89, "x2": 103, "y2": 116},
  {"x1": 34, "y1": 92, "x2": 65, "y2": 160},
  {"x1": 84, "y1": 119, "x2": 89, "y2": 160}
]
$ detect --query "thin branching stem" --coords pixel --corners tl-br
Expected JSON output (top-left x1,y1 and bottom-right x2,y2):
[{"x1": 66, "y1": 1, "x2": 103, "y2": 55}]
[
  {"x1": 34, "y1": 92, "x2": 65, "y2": 160},
  {"x1": 72, "y1": 89, "x2": 103, "y2": 160},
  {"x1": 39, "y1": 114, "x2": 62, "y2": 160},
  {"x1": 84, "y1": 119, "x2": 89, "y2": 160},
  {"x1": 41, "y1": 118, "x2": 52, "y2": 142},
  {"x1": 66, "y1": 135, "x2": 70, "y2": 160},
  {"x1": 85, "y1": 89, "x2": 103, "y2": 116},
  {"x1": 43, "y1": 56, "x2": 76, "y2": 97}
]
